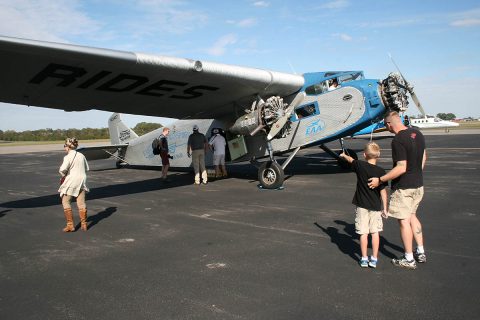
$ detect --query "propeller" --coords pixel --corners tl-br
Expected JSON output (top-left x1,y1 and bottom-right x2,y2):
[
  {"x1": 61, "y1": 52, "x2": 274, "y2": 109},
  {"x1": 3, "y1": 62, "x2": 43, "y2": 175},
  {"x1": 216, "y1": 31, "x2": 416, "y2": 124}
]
[
  {"x1": 267, "y1": 92, "x2": 305, "y2": 141},
  {"x1": 388, "y1": 53, "x2": 426, "y2": 117}
]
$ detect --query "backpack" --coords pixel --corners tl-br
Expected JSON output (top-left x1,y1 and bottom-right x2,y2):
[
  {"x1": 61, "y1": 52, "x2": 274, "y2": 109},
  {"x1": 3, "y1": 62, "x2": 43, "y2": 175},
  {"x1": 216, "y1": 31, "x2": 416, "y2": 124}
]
[{"x1": 152, "y1": 138, "x2": 161, "y2": 155}]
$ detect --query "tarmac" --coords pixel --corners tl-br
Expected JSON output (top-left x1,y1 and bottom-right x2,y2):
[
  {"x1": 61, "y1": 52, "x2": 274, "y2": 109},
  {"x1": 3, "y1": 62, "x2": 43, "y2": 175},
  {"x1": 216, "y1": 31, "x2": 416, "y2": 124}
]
[{"x1": 0, "y1": 131, "x2": 479, "y2": 320}]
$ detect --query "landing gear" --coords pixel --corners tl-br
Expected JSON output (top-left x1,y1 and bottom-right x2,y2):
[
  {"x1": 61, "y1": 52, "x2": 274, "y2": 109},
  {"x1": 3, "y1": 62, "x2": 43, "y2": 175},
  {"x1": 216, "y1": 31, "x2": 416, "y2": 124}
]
[
  {"x1": 319, "y1": 142, "x2": 358, "y2": 170},
  {"x1": 258, "y1": 161, "x2": 284, "y2": 189},
  {"x1": 256, "y1": 140, "x2": 286, "y2": 189}
]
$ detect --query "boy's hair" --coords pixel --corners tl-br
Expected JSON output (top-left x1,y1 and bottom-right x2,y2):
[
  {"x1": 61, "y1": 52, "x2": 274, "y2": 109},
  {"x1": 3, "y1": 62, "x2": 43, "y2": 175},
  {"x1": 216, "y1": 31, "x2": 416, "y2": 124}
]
[{"x1": 364, "y1": 142, "x2": 380, "y2": 159}]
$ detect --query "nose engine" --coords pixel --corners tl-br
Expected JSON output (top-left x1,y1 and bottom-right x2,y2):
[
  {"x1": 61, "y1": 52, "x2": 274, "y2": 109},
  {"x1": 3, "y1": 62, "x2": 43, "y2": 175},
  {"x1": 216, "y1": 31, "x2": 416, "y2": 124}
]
[{"x1": 380, "y1": 72, "x2": 409, "y2": 113}]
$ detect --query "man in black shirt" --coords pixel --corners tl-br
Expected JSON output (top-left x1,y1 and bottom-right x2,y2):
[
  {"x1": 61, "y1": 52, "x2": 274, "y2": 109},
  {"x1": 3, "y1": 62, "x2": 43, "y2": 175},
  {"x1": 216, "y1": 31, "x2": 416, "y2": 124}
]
[
  {"x1": 340, "y1": 142, "x2": 388, "y2": 268},
  {"x1": 187, "y1": 125, "x2": 208, "y2": 185},
  {"x1": 368, "y1": 111, "x2": 427, "y2": 269},
  {"x1": 158, "y1": 127, "x2": 171, "y2": 182}
]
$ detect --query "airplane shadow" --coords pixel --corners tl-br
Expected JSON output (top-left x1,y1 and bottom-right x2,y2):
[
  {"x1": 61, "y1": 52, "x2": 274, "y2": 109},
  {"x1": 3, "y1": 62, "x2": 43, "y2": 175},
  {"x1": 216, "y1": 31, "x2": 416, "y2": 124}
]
[
  {"x1": 0, "y1": 174, "x2": 193, "y2": 209},
  {"x1": 315, "y1": 219, "x2": 403, "y2": 261}
]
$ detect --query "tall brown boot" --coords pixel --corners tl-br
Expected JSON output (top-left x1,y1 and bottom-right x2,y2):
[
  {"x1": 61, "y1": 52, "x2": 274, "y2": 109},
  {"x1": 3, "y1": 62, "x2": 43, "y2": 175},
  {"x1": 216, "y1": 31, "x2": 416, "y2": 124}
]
[
  {"x1": 79, "y1": 208, "x2": 88, "y2": 231},
  {"x1": 63, "y1": 208, "x2": 75, "y2": 232}
]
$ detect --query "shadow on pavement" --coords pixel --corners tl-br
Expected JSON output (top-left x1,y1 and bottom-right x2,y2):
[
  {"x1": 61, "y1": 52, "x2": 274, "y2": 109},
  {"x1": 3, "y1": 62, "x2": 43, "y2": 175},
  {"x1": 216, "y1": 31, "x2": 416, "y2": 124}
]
[
  {"x1": 0, "y1": 174, "x2": 193, "y2": 209},
  {"x1": 315, "y1": 220, "x2": 404, "y2": 261}
]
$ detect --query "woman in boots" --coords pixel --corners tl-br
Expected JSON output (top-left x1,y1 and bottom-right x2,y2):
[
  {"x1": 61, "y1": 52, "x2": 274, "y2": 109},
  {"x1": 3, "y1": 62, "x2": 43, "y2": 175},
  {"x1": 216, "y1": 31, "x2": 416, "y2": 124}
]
[{"x1": 58, "y1": 138, "x2": 90, "y2": 232}]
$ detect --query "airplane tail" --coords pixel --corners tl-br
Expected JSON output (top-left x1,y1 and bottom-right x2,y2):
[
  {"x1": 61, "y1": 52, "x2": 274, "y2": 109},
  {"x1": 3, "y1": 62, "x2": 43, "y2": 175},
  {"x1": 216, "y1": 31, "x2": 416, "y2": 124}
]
[{"x1": 108, "y1": 113, "x2": 139, "y2": 145}]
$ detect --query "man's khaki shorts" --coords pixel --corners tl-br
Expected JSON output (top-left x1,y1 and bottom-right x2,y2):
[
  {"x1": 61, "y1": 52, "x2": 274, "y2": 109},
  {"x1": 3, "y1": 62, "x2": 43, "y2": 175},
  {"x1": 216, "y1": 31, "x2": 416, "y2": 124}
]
[
  {"x1": 355, "y1": 207, "x2": 383, "y2": 235},
  {"x1": 388, "y1": 187, "x2": 424, "y2": 220}
]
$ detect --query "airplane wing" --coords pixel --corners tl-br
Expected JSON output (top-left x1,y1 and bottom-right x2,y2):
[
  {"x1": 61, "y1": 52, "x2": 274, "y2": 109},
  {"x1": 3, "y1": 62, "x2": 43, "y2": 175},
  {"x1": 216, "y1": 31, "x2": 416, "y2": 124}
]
[
  {"x1": 0, "y1": 36, "x2": 304, "y2": 120},
  {"x1": 77, "y1": 144, "x2": 128, "y2": 161}
]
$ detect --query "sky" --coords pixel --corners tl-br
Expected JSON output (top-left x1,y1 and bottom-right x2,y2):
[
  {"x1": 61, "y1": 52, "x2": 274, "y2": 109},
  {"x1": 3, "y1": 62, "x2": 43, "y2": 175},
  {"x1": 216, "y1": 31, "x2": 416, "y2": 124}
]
[{"x1": 0, "y1": 0, "x2": 479, "y2": 131}]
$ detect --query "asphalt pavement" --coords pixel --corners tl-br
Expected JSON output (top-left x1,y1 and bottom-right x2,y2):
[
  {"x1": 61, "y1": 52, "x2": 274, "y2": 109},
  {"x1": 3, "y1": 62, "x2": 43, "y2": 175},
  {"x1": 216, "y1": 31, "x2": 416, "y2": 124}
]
[{"x1": 1, "y1": 133, "x2": 479, "y2": 320}]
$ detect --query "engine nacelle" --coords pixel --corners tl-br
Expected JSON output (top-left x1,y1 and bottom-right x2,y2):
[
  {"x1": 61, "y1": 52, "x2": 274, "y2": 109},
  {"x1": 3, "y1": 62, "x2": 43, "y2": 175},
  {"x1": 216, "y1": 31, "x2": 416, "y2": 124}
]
[
  {"x1": 229, "y1": 110, "x2": 262, "y2": 136},
  {"x1": 229, "y1": 96, "x2": 291, "y2": 138}
]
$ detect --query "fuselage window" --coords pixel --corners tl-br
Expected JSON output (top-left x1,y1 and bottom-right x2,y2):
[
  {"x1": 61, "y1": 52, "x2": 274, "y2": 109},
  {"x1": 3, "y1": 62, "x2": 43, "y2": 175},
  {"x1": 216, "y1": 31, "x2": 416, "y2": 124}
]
[{"x1": 295, "y1": 103, "x2": 317, "y2": 119}]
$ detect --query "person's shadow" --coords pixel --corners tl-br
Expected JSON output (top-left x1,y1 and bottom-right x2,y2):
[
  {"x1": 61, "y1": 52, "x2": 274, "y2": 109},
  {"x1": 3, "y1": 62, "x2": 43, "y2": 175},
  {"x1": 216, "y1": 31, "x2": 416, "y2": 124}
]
[
  {"x1": 315, "y1": 219, "x2": 404, "y2": 261},
  {"x1": 314, "y1": 222, "x2": 359, "y2": 261},
  {"x1": 80, "y1": 207, "x2": 117, "y2": 230},
  {"x1": 0, "y1": 209, "x2": 11, "y2": 218}
]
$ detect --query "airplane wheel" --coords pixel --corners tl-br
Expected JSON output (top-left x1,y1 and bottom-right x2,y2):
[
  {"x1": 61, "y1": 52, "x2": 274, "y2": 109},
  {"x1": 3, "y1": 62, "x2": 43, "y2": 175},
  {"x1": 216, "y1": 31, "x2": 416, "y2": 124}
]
[
  {"x1": 115, "y1": 161, "x2": 123, "y2": 169},
  {"x1": 258, "y1": 161, "x2": 284, "y2": 189},
  {"x1": 337, "y1": 149, "x2": 357, "y2": 169}
]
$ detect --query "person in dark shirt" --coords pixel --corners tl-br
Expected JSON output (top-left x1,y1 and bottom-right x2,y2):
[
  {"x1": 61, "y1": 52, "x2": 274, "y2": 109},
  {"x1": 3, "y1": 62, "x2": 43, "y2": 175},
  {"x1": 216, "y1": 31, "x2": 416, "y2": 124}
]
[
  {"x1": 368, "y1": 111, "x2": 427, "y2": 270},
  {"x1": 187, "y1": 125, "x2": 208, "y2": 185},
  {"x1": 158, "y1": 127, "x2": 171, "y2": 182},
  {"x1": 340, "y1": 142, "x2": 388, "y2": 268}
]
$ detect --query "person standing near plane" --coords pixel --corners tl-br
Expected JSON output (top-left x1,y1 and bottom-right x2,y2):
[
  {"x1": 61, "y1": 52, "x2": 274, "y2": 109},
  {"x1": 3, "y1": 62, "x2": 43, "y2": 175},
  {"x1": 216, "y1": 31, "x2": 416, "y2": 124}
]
[
  {"x1": 58, "y1": 138, "x2": 89, "y2": 232},
  {"x1": 187, "y1": 125, "x2": 208, "y2": 185},
  {"x1": 340, "y1": 142, "x2": 388, "y2": 268},
  {"x1": 368, "y1": 111, "x2": 427, "y2": 270},
  {"x1": 158, "y1": 127, "x2": 172, "y2": 182},
  {"x1": 209, "y1": 128, "x2": 228, "y2": 178}
]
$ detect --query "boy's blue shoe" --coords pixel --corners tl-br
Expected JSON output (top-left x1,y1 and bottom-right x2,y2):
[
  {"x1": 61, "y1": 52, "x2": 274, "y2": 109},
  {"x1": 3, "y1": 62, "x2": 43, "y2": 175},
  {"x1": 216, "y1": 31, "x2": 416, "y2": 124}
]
[
  {"x1": 359, "y1": 258, "x2": 369, "y2": 268},
  {"x1": 368, "y1": 258, "x2": 377, "y2": 268}
]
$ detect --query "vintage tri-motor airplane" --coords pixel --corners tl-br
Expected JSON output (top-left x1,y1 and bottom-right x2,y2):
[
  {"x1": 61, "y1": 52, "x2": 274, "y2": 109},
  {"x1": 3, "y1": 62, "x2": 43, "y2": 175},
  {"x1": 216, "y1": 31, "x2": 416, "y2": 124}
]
[{"x1": 0, "y1": 35, "x2": 422, "y2": 188}]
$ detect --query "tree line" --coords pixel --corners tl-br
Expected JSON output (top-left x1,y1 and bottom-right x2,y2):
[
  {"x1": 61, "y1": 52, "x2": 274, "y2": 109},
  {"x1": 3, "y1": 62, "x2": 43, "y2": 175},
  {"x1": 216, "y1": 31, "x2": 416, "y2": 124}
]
[{"x1": 0, "y1": 122, "x2": 162, "y2": 141}]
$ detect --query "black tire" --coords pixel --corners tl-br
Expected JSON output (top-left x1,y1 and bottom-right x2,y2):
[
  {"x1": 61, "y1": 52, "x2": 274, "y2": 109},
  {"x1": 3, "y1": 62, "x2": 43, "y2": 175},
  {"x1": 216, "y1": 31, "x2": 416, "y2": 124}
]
[
  {"x1": 337, "y1": 148, "x2": 358, "y2": 169},
  {"x1": 258, "y1": 161, "x2": 284, "y2": 189},
  {"x1": 115, "y1": 161, "x2": 123, "y2": 169}
]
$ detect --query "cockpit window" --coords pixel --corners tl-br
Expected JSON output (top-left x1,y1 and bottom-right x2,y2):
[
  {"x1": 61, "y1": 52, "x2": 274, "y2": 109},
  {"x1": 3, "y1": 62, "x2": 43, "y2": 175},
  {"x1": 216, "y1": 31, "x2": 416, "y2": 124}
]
[
  {"x1": 305, "y1": 82, "x2": 328, "y2": 95},
  {"x1": 338, "y1": 72, "x2": 364, "y2": 83}
]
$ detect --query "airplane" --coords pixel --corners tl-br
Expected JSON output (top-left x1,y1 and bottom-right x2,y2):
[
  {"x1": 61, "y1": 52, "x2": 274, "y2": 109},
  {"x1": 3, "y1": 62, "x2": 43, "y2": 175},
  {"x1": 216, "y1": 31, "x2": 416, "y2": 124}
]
[
  {"x1": 0, "y1": 35, "x2": 422, "y2": 189},
  {"x1": 409, "y1": 116, "x2": 459, "y2": 129},
  {"x1": 352, "y1": 113, "x2": 459, "y2": 138}
]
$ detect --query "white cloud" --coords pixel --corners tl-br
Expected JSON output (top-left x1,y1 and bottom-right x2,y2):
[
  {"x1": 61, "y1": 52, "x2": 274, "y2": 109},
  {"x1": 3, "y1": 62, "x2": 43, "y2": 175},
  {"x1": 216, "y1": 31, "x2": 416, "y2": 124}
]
[
  {"x1": 319, "y1": 0, "x2": 350, "y2": 10},
  {"x1": 133, "y1": 0, "x2": 208, "y2": 35},
  {"x1": 237, "y1": 18, "x2": 257, "y2": 28},
  {"x1": 333, "y1": 33, "x2": 352, "y2": 41},
  {"x1": 206, "y1": 34, "x2": 237, "y2": 56},
  {"x1": 253, "y1": 1, "x2": 270, "y2": 7},
  {"x1": 449, "y1": 8, "x2": 480, "y2": 28},
  {"x1": 226, "y1": 18, "x2": 257, "y2": 28},
  {"x1": 0, "y1": 0, "x2": 101, "y2": 42},
  {"x1": 450, "y1": 18, "x2": 480, "y2": 27}
]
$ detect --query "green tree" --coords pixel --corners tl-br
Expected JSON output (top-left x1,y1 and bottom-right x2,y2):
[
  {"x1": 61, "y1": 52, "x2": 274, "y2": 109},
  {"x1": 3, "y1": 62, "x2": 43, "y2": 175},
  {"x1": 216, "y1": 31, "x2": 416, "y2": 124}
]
[
  {"x1": 437, "y1": 113, "x2": 456, "y2": 120},
  {"x1": 133, "y1": 122, "x2": 162, "y2": 136}
]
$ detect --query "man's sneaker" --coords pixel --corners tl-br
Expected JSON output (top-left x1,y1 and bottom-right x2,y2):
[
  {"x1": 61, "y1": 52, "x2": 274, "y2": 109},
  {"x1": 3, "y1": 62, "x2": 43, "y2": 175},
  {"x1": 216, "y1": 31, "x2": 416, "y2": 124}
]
[
  {"x1": 359, "y1": 258, "x2": 369, "y2": 268},
  {"x1": 391, "y1": 256, "x2": 417, "y2": 269},
  {"x1": 368, "y1": 258, "x2": 377, "y2": 269},
  {"x1": 414, "y1": 251, "x2": 427, "y2": 263}
]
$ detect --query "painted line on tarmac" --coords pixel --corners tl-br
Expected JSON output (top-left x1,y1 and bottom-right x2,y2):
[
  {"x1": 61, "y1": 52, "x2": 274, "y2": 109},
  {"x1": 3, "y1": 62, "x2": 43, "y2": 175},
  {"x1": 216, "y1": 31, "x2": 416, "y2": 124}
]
[{"x1": 189, "y1": 214, "x2": 329, "y2": 239}]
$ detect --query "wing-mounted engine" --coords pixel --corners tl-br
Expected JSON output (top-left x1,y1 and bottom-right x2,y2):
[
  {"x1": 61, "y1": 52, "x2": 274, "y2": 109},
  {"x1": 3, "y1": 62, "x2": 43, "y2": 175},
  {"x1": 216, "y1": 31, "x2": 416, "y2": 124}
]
[
  {"x1": 229, "y1": 93, "x2": 305, "y2": 141},
  {"x1": 380, "y1": 72, "x2": 409, "y2": 113},
  {"x1": 229, "y1": 96, "x2": 289, "y2": 139}
]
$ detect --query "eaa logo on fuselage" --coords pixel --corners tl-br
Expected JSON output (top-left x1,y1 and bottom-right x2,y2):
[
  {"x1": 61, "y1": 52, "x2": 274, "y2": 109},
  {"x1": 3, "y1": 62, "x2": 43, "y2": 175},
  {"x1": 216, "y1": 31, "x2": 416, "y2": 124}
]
[
  {"x1": 305, "y1": 119, "x2": 325, "y2": 137},
  {"x1": 29, "y1": 63, "x2": 220, "y2": 100}
]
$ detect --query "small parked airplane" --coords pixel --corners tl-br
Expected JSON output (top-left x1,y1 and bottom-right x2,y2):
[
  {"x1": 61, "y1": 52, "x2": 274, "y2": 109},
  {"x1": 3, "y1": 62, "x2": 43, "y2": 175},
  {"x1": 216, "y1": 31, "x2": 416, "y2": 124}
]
[
  {"x1": 0, "y1": 35, "x2": 422, "y2": 188},
  {"x1": 352, "y1": 114, "x2": 459, "y2": 137},
  {"x1": 409, "y1": 116, "x2": 459, "y2": 129}
]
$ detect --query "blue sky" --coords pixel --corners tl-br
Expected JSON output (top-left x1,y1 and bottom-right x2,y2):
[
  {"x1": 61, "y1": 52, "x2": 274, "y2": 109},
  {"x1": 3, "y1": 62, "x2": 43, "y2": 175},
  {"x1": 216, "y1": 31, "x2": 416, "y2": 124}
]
[{"x1": 1, "y1": 0, "x2": 479, "y2": 131}]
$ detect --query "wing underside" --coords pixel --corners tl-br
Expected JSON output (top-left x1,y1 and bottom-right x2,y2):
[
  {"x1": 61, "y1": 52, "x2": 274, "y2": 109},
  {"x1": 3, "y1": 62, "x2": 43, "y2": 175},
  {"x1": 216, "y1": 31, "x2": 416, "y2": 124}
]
[
  {"x1": 77, "y1": 145, "x2": 128, "y2": 161},
  {"x1": 0, "y1": 36, "x2": 304, "y2": 120}
]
